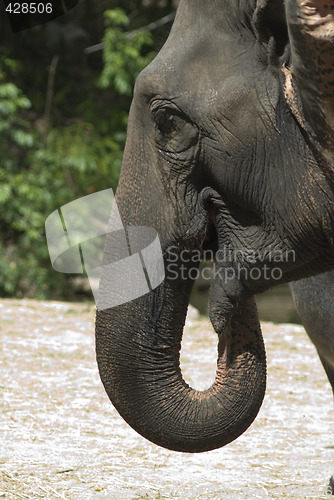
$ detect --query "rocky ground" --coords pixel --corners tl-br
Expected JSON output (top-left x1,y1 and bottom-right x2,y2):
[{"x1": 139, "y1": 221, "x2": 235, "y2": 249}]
[{"x1": 0, "y1": 299, "x2": 333, "y2": 499}]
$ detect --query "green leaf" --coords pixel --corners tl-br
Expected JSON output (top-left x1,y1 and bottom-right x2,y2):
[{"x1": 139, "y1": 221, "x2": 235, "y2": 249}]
[
  {"x1": 104, "y1": 8, "x2": 129, "y2": 27},
  {"x1": 0, "y1": 183, "x2": 11, "y2": 203}
]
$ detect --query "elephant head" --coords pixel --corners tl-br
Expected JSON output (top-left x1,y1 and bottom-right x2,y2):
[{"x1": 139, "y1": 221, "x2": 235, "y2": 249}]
[{"x1": 95, "y1": 0, "x2": 334, "y2": 453}]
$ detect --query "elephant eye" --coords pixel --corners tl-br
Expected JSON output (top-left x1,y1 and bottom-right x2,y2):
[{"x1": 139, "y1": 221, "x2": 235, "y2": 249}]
[
  {"x1": 151, "y1": 104, "x2": 199, "y2": 154},
  {"x1": 153, "y1": 108, "x2": 178, "y2": 138}
]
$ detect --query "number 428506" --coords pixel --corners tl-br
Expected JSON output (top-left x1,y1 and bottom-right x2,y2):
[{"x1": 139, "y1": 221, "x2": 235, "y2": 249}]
[{"x1": 5, "y1": 2, "x2": 53, "y2": 14}]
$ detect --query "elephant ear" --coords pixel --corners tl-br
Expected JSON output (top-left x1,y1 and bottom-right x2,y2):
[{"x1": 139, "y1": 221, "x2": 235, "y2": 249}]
[
  {"x1": 254, "y1": 0, "x2": 334, "y2": 155},
  {"x1": 253, "y1": 0, "x2": 288, "y2": 64},
  {"x1": 283, "y1": 0, "x2": 334, "y2": 153}
]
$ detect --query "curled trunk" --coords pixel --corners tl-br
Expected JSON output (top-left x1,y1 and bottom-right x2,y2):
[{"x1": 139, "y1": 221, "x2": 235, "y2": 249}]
[{"x1": 96, "y1": 257, "x2": 266, "y2": 453}]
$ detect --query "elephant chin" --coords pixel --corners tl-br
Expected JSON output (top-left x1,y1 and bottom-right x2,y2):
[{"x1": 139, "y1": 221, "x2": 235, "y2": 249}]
[{"x1": 95, "y1": 244, "x2": 267, "y2": 453}]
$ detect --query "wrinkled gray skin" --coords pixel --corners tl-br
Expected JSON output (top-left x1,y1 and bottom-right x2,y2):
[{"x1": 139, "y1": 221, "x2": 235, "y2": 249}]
[
  {"x1": 291, "y1": 272, "x2": 334, "y2": 397},
  {"x1": 290, "y1": 272, "x2": 334, "y2": 491},
  {"x1": 96, "y1": 0, "x2": 334, "y2": 471}
]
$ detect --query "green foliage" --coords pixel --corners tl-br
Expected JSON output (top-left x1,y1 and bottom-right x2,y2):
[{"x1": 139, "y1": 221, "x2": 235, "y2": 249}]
[
  {"x1": 0, "y1": 3, "x2": 170, "y2": 299},
  {"x1": 99, "y1": 8, "x2": 155, "y2": 96},
  {"x1": 0, "y1": 57, "x2": 44, "y2": 296},
  {"x1": 35, "y1": 123, "x2": 123, "y2": 198},
  {"x1": 0, "y1": 58, "x2": 33, "y2": 171},
  {"x1": 0, "y1": 59, "x2": 124, "y2": 299}
]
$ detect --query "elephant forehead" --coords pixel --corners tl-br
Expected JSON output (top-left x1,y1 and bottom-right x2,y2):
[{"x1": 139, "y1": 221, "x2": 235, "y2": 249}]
[
  {"x1": 135, "y1": 36, "x2": 257, "y2": 106},
  {"x1": 175, "y1": 0, "x2": 258, "y2": 35},
  {"x1": 135, "y1": 0, "x2": 260, "y2": 102}
]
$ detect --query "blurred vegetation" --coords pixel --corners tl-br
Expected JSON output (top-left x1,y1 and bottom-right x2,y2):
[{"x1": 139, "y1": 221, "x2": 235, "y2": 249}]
[{"x1": 0, "y1": 0, "x2": 177, "y2": 299}]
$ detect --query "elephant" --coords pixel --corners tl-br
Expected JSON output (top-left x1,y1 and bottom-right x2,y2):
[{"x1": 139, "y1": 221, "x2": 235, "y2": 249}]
[{"x1": 96, "y1": 0, "x2": 334, "y2": 473}]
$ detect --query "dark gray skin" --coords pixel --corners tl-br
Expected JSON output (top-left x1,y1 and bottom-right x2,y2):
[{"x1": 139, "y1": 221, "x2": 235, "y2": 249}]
[
  {"x1": 290, "y1": 272, "x2": 334, "y2": 395},
  {"x1": 290, "y1": 272, "x2": 334, "y2": 492},
  {"x1": 96, "y1": 0, "x2": 334, "y2": 457}
]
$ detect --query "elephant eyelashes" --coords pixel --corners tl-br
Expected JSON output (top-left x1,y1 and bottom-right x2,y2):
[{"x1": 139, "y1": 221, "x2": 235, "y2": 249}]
[{"x1": 151, "y1": 105, "x2": 199, "y2": 154}]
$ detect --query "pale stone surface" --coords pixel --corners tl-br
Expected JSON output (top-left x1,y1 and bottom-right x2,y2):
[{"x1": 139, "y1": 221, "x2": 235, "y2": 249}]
[{"x1": 0, "y1": 299, "x2": 333, "y2": 499}]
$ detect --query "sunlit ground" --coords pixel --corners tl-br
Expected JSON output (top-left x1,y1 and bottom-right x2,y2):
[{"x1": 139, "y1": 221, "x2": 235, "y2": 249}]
[{"x1": 0, "y1": 299, "x2": 333, "y2": 499}]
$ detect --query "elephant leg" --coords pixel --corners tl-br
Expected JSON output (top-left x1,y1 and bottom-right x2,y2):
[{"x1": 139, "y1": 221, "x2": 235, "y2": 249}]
[
  {"x1": 290, "y1": 273, "x2": 334, "y2": 494},
  {"x1": 319, "y1": 353, "x2": 334, "y2": 494},
  {"x1": 290, "y1": 273, "x2": 334, "y2": 388},
  {"x1": 329, "y1": 475, "x2": 334, "y2": 496},
  {"x1": 318, "y1": 352, "x2": 334, "y2": 398}
]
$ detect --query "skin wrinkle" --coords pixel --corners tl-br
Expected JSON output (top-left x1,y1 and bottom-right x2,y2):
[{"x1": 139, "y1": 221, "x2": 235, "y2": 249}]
[
  {"x1": 204, "y1": 139, "x2": 243, "y2": 163},
  {"x1": 215, "y1": 117, "x2": 248, "y2": 150},
  {"x1": 183, "y1": 393, "x2": 202, "y2": 431},
  {"x1": 255, "y1": 83, "x2": 280, "y2": 133}
]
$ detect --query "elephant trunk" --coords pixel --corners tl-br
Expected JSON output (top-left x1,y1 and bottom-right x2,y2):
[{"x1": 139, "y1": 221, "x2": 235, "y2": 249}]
[{"x1": 95, "y1": 253, "x2": 266, "y2": 453}]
